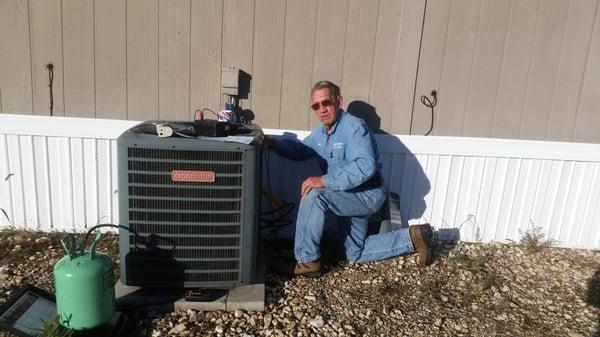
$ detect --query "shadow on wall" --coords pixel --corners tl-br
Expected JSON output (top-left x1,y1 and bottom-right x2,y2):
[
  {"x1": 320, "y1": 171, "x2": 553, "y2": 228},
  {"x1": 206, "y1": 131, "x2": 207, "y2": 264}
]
[
  {"x1": 588, "y1": 269, "x2": 600, "y2": 337},
  {"x1": 347, "y1": 100, "x2": 459, "y2": 241}
]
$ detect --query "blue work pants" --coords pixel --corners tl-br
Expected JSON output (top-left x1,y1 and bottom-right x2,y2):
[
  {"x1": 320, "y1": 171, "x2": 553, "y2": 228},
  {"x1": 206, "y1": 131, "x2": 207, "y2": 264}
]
[{"x1": 294, "y1": 187, "x2": 415, "y2": 263}]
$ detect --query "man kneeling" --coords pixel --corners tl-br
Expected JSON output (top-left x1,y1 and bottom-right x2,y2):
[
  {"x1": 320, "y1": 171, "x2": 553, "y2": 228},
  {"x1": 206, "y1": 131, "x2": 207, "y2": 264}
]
[{"x1": 264, "y1": 81, "x2": 432, "y2": 277}]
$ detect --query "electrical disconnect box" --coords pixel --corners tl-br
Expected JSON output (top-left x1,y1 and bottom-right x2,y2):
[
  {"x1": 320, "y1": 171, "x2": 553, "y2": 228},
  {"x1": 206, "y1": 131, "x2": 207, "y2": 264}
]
[{"x1": 221, "y1": 68, "x2": 240, "y2": 96}]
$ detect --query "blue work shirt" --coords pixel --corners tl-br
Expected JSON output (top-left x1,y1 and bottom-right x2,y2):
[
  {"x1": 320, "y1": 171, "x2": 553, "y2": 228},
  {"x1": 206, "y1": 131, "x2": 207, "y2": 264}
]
[{"x1": 271, "y1": 111, "x2": 380, "y2": 191}]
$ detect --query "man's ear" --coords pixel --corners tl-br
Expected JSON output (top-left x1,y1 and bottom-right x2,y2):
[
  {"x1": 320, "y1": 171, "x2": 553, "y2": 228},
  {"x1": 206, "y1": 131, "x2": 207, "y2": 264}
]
[{"x1": 337, "y1": 95, "x2": 344, "y2": 109}]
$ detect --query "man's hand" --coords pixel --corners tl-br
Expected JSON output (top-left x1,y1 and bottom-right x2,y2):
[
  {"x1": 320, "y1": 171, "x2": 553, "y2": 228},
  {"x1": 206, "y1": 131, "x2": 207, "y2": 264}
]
[{"x1": 301, "y1": 176, "x2": 324, "y2": 196}]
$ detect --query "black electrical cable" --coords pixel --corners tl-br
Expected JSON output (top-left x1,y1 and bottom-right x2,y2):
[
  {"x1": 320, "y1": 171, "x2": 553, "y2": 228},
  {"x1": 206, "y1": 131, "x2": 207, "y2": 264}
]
[
  {"x1": 201, "y1": 107, "x2": 220, "y2": 119},
  {"x1": 259, "y1": 150, "x2": 295, "y2": 234},
  {"x1": 47, "y1": 64, "x2": 54, "y2": 116},
  {"x1": 420, "y1": 90, "x2": 437, "y2": 136},
  {"x1": 81, "y1": 223, "x2": 174, "y2": 254},
  {"x1": 81, "y1": 224, "x2": 138, "y2": 254}
]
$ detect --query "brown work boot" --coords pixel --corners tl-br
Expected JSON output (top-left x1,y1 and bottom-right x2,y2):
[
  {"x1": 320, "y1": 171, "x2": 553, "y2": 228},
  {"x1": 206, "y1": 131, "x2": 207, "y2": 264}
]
[
  {"x1": 409, "y1": 224, "x2": 433, "y2": 267},
  {"x1": 293, "y1": 260, "x2": 322, "y2": 277}
]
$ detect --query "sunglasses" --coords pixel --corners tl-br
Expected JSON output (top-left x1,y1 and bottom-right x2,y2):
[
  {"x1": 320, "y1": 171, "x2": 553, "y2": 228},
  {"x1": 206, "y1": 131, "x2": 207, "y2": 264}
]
[{"x1": 310, "y1": 98, "x2": 336, "y2": 111}]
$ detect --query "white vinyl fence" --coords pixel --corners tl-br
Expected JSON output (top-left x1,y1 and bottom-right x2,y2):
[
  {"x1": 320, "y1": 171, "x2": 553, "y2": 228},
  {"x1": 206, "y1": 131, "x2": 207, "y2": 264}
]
[{"x1": 1, "y1": 114, "x2": 600, "y2": 249}]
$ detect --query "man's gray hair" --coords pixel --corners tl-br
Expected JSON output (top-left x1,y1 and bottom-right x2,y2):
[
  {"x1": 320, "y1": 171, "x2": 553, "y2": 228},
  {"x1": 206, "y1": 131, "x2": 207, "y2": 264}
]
[{"x1": 311, "y1": 80, "x2": 341, "y2": 99}]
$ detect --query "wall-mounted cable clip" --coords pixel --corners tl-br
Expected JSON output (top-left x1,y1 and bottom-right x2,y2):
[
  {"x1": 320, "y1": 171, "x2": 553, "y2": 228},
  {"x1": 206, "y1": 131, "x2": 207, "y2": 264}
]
[
  {"x1": 421, "y1": 90, "x2": 437, "y2": 136},
  {"x1": 47, "y1": 63, "x2": 54, "y2": 116}
]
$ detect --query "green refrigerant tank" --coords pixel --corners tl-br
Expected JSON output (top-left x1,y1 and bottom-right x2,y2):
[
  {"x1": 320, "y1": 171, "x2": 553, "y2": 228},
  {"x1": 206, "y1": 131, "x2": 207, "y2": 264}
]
[{"x1": 53, "y1": 232, "x2": 115, "y2": 330}]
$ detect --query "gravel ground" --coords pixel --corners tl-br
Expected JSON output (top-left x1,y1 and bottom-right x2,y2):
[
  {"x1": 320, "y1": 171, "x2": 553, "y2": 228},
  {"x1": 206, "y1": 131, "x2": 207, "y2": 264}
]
[{"x1": 0, "y1": 229, "x2": 599, "y2": 337}]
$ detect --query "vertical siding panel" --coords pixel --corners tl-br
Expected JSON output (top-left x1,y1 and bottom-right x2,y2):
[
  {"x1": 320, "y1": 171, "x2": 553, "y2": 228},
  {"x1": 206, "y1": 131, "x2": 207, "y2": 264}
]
[
  {"x1": 7, "y1": 136, "x2": 26, "y2": 227},
  {"x1": 429, "y1": 155, "x2": 452, "y2": 229},
  {"x1": 369, "y1": 0, "x2": 408, "y2": 131},
  {"x1": 385, "y1": 153, "x2": 407, "y2": 196},
  {"x1": 498, "y1": 159, "x2": 521, "y2": 240},
  {"x1": 573, "y1": 2, "x2": 600, "y2": 143},
  {"x1": 556, "y1": 162, "x2": 578, "y2": 242},
  {"x1": 483, "y1": 158, "x2": 509, "y2": 241},
  {"x1": 566, "y1": 162, "x2": 595, "y2": 244},
  {"x1": 445, "y1": 157, "x2": 465, "y2": 234},
  {"x1": 513, "y1": 159, "x2": 541, "y2": 234},
  {"x1": 545, "y1": 0, "x2": 597, "y2": 141},
  {"x1": 62, "y1": 0, "x2": 95, "y2": 117},
  {"x1": 311, "y1": 1, "x2": 347, "y2": 81},
  {"x1": 83, "y1": 139, "x2": 98, "y2": 228},
  {"x1": 0, "y1": 135, "x2": 14, "y2": 227},
  {"x1": 507, "y1": 159, "x2": 534, "y2": 240},
  {"x1": 251, "y1": 0, "x2": 285, "y2": 128},
  {"x1": 30, "y1": 0, "x2": 64, "y2": 116},
  {"x1": 467, "y1": 157, "x2": 487, "y2": 240},
  {"x1": 48, "y1": 137, "x2": 75, "y2": 230},
  {"x1": 462, "y1": 0, "x2": 511, "y2": 137},
  {"x1": 19, "y1": 136, "x2": 37, "y2": 228},
  {"x1": 475, "y1": 157, "x2": 496, "y2": 241},
  {"x1": 46, "y1": 138, "x2": 62, "y2": 228},
  {"x1": 414, "y1": 153, "x2": 431, "y2": 225},
  {"x1": 222, "y1": 0, "x2": 254, "y2": 108},
  {"x1": 411, "y1": 154, "x2": 429, "y2": 225},
  {"x1": 111, "y1": 140, "x2": 119, "y2": 223},
  {"x1": 422, "y1": 154, "x2": 440, "y2": 225},
  {"x1": 71, "y1": 138, "x2": 86, "y2": 229},
  {"x1": 311, "y1": 0, "x2": 347, "y2": 84},
  {"x1": 559, "y1": 162, "x2": 586, "y2": 245},
  {"x1": 411, "y1": 0, "x2": 451, "y2": 135},
  {"x1": 95, "y1": 0, "x2": 127, "y2": 120},
  {"x1": 434, "y1": 0, "x2": 480, "y2": 136},
  {"x1": 159, "y1": 0, "x2": 190, "y2": 121},
  {"x1": 491, "y1": 0, "x2": 539, "y2": 139},
  {"x1": 581, "y1": 163, "x2": 600, "y2": 246},
  {"x1": 529, "y1": 159, "x2": 551, "y2": 228},
  {"x1": 550, "y1": 161, "x2": 576, "y2": 241},
  {"x1": 519, "y1": 0, "x2": 570, "y2": 140},
  {"x1": 341, "y1": 0, "x2": 379, "y2": 104},
  {"x1": 32, "y1": 137, "x2": 51, "y2": 230},
  {"x1": 399, "y1": 154, "x2": 418, "y2": 225},
  {"x1": 280, "y1": 0, "x2": 317, "y2": 130},
  {"x1": 592, "y1": 192, "x2": 600, "y2": 247},
  {"x1": 389, "y1": 0, "x2": 427, "y2": 135},
  {"x1": 0, "y1": 0, "x2": 33, "y2": 114},
  {"x1": 310, "y1": 0, "x2": 347, "y2": 127},
  {"x1": 63, "y1": 138, "x2": 74, "y2": 229},
  {"x1": 538, "y1": 160, "x2": 562, "y2": 238},
  {"x1": 96, "y1": 139, "x2": 111, "y2": 223},
  {"x1": 190, "y1": 0, "x2": 223, "y2": 115},
  {"x1": 127, "y1": 0, "x2": 159, "y2": 120},
  {"x1": 453, "y1": 157, "x2": 480, "y2": 240}
]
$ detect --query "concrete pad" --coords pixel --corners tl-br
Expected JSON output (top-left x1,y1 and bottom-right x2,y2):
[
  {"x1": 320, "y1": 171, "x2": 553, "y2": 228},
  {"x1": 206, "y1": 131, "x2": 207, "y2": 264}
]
[
  {"x1": 115, "y1": 281, "x2": 228, "y2": 312},
  {"x1": 226, "y1": 283, "x2": 264, "y2": 311},
  {"x1": 173, "y1": 290, "x2": 228, "y2": 312},
  {"x1": 115, "y1": 252, "x2": 265, "y2": 312}
]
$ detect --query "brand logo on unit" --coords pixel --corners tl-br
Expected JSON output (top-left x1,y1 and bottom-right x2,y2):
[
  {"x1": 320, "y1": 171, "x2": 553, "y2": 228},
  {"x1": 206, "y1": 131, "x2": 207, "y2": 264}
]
[{"x1": 171, "y1": 170, "x2": 216, "y2": 183}]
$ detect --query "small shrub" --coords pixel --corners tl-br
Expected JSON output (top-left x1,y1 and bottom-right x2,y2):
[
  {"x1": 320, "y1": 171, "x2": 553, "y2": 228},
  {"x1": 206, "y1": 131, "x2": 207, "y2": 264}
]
[{"x1": 518, "y1": 225, "x2": 557, "y2": 253}]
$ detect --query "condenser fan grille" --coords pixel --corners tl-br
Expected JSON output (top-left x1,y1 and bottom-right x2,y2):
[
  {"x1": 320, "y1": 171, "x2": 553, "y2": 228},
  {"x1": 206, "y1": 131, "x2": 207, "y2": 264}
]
[{"x1": 126, "y1": 146, "x2": 244, "y2": 284}]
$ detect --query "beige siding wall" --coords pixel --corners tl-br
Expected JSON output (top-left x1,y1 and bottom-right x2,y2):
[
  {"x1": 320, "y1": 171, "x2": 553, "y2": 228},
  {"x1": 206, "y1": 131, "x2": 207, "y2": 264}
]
[
  {"x1": 0, "y1": 0, "x2": 598, "y2": 143},
  {"x1": 413, "y1": 0, "x2": 600, "y2": 143}
]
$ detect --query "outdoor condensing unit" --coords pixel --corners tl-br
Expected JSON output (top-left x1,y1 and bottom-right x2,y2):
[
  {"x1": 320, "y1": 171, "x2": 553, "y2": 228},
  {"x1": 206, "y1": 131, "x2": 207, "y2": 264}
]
[{"x1": 117, "y1": 122, "x2": 261, "y2": 288}]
